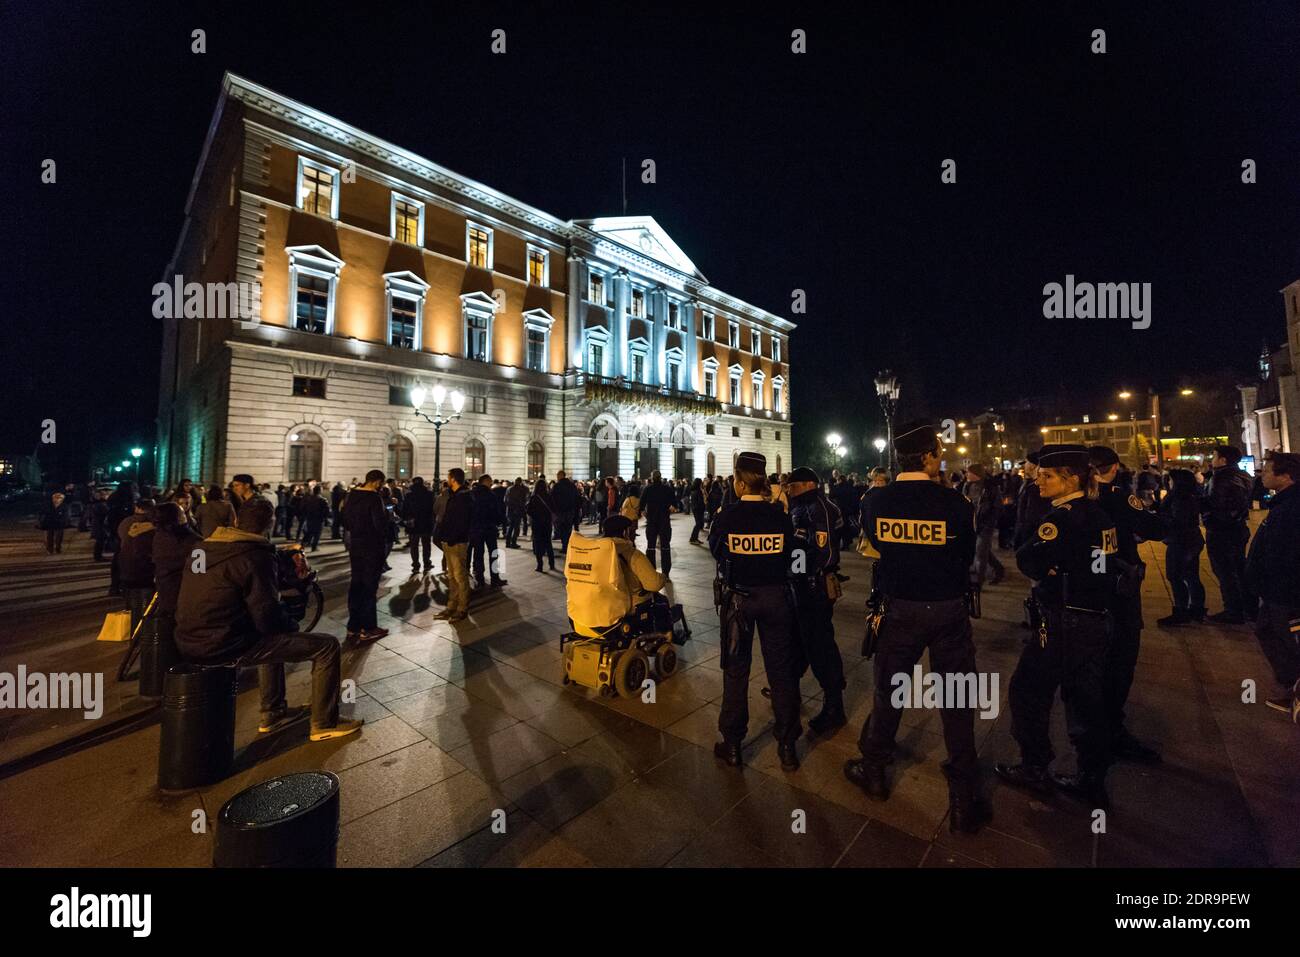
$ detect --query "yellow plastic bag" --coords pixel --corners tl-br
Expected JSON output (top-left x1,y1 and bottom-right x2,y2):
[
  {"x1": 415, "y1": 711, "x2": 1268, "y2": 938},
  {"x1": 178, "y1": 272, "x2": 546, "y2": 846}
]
[{"x1": 96, "y1": 610, "x2": 132, "y2": 642}]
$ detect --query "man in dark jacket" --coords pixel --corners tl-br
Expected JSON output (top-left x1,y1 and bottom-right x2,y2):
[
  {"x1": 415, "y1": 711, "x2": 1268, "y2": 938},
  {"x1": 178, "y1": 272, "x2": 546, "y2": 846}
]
[
  {"x1": 436, "y1": 469, "x2": 473, "y2": 620},
  {"x1": 965, "y1": 464, "x2": 1005, "y2": 585},
  {"x1": 1201, "y1": 445, "x2": 1256, "y2": 624},
  {"x1": 551, "y1": 470, "x2": 580, "y2": 551},
  {"x1": 403, "y1": 477, "x2": 435, "y2": 573},
  {"x1": 330, "y1": 481, "x2": 347, "y2": 539},
  {"x1": 831, "y1": 475, "x2": 861, "y2": 549},
  {"x1": 297, "y1": 485, "x2": 330, "y2": 552},
  {"x1": 469, "y1": 475, "x2": 507, "y2": 589},
  {"x1": 504, "y1": 477, "x2": 528, "y2": 548},
  {"x1": 117, "y1": 499, "x2": 157, "y2": 633},
  {"x1": 341, "y1": 469, "x2": 390, "y2": 642},
  {"x1": 1245, "y1": 450, "x2": 1300, "y2": 720},
  {"x1": 638, "y1": 471, "x2": 677, "y2": 576},
  {"x1": 175, "y1": 498, "x2": 360, "y2": 740}
]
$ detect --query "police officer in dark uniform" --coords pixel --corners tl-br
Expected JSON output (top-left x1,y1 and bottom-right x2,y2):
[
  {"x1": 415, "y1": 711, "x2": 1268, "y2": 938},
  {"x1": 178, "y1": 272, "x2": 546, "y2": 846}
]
[
  {"x1": 995, "y1": 444, "x2": 1120, "y2": 808},
  {"x1": 710, "y1": 452, "x2": 802, "y2": 771},
  {"x1": 843, "y1": 423, "x2": 991, "y2": 834},
  {"x1": 786, "y1": 466, "x2": 847, "y2": 735},
  {"x1": 1090, "y1": 445, "x2": 1165, "y2": 764}
]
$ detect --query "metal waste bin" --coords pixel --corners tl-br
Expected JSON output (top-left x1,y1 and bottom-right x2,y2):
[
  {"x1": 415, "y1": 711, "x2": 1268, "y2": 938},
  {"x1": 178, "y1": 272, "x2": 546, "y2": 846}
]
[
  {"x1": 214, "y1": 771, "x2": 341, "y2": 867},
  {"x1": 139, "y1": 611, "x2": 179, "y2": 699},
  {"x1": 157, "y1": 664, "x2": 236, "y2": 791}
]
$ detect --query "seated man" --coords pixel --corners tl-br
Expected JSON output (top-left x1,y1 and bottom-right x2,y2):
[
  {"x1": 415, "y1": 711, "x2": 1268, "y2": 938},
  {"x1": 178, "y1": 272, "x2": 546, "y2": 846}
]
[
  {"x1": 175, "y1": 497, "x2": 362, "y2": 741},
  {"x1": 566, "y1": 515, "x2": 668, "y2": 638}
]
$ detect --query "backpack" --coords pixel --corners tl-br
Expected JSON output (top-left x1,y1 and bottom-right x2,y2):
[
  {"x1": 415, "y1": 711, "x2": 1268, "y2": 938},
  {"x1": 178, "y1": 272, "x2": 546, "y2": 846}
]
[{"x1": 564, "y1": 533, "x2": 632, "y2": 637}]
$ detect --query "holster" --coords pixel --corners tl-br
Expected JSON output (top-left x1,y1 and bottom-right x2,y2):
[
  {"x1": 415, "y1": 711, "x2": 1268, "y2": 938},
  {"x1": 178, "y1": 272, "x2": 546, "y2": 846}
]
[
  {"x1": 824, "y1": 572, "x2": 843, "y2": 603},
  {"x1": 862, "y1": 593, "x2": 887, "y2": 659},
  {"x1": 966, "y1": 584, "x2": 982, "y2": 620},
  {"x1": 718, "y1": 589, "x2": 746, "y2": 669}
]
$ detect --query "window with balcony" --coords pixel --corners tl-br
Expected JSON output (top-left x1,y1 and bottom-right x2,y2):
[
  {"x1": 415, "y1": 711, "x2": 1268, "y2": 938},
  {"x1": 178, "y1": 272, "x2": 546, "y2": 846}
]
[
  {"x1": 466, "y1": 223, "x2": 493, "y2": 269},
  {"x1": 390, "y1": 296, "x2": 418, "y2": 350},
  {"x1": 729, "y1": 371, "x2": 741, "y2": 404},
  {"x1": 666, "y1": 359, "x2": 681, "y2": 391},
  {"x1": 704, "y1": 368, "x2": 716, "y2": 398},
  {"x1": 391, "y1": 194, "x2": 424, "y2": 245},
  {"x1": 526, "y1": 328, "x2": 546, "y2": 372},
  {"x1": 466, "y1": 312, "x2": 489, "y2": 362},
  {"x1": 296, "y1": 158, "x2": 339, "y2": 218},
  {"x1": 294, "y1": 274, "x2": 329, "y2": 334}
]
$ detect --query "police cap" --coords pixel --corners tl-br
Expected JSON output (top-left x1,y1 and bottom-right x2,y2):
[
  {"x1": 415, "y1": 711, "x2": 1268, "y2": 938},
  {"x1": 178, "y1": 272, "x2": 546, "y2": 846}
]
[
  {"x1": 893, "y1": 421, "x2": 941, "y2": 457},
  {"x1": 1088, "y1": 445, "x2": 1121, "y2": 469},
  {"x1": 735, "y1": 451, "x2": 766, "y2": 474},
  {"x1": 1038, "y1": 443, "x2": 1091, "y2": 469},
  {"x1": 787, "y1": 466, "x2": 820, "y2": 485},
  {"x1": 1026, "y1": 449, "x2": 1042, "y2": 465}
]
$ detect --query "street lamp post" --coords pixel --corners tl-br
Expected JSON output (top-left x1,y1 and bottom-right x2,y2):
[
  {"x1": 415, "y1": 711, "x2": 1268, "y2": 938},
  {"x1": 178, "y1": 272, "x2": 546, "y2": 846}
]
[
  {"x1": 130, "y1": 447, "x2": 143, "y2": 484},
  {"x1": 826, "y1": 432, "x2": 843, "y2": 477},
  {"x1": 409, "y1": 384, "x2": 465, "y2": 480},
  {"x1": 874, "y1": 370, "x2": 901, "y2": 473}
]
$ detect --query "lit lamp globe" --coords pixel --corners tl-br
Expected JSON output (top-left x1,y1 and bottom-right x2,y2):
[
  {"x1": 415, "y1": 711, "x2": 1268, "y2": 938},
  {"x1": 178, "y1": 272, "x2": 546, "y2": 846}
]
[
  {"x1": 835, "y1": 446, "x2": 847, "y2": 459},
  {"x1": 130, "y1": 447, "x2": 143, "y2": 459},
  {"x1": 431, "y1": 384, "x2": 447, "y2": 407},
  {"x1": 450, "y1": 390, "x2": 466, "y2": 413},
  {"x1": 872, "y1": 438, "x2": 886, "y2": 453},
  {"x1": 409, "y1": 386, "x2": 427, "y2": 409}
]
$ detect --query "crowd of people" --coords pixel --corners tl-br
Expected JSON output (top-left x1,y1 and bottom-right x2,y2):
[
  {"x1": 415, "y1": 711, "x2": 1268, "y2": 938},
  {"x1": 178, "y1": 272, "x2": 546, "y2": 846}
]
[{"x1": 29, "y1": 437, "x2": 1298, "y2": 824}]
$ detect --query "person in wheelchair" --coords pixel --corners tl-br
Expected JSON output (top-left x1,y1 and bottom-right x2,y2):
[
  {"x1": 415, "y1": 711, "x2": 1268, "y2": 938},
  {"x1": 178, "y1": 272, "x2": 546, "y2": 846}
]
[{"x1": 569, "y1": 515, "x2": 667, "y2": 638}]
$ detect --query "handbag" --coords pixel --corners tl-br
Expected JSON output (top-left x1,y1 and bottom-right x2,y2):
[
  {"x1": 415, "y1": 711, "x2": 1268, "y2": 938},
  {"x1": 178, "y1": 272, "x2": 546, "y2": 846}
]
[{"x1": 96, "y1": 609, "x2": 132, "y2": 642}]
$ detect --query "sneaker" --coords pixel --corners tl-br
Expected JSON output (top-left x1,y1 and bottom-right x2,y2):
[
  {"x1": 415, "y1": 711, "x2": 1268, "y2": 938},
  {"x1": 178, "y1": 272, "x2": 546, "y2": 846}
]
[
  {"x1": 258, "y1": 705, "x2": 310, "y2": 733},
  {"x1": 310, "y1": 718, "x2": 364, "y2": 741},
  {"x1": 358, "y1": 628, "x2": 388, "y2": 642}
]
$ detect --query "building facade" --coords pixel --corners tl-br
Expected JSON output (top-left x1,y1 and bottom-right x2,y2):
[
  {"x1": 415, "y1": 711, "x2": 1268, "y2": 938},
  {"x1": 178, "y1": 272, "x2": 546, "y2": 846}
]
[
  {"x1": 1239, "y1": 279, "x2": 1300, "y2": 459},
  {"x1": 156, "y1": 74, "x2": 794, "y2": 487}
]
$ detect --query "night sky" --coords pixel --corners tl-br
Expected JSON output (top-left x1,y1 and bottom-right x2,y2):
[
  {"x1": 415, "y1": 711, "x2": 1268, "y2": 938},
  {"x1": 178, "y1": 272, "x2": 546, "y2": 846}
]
[{"x1": 3, "y1": 1, "x2": 1297, "y2": 477}]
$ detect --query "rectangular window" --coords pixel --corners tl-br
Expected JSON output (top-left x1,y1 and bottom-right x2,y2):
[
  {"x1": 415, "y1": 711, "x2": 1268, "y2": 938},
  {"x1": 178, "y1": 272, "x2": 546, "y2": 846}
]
[
  {"x1": 389, "y1": 385, "x2": 412, "y2": 406},
  {"x1": 466, "y1": 311, "x2": 489, "y2": 362},
  {"x1": 528, "y1": 247, "x2": 547, "y2": 285},
  {"x1": 292, "y1": 376, "x2": 326, "y2": 398},
  {"x1": 703, "y1": 313, "x2": 715, "y2": 339},
  {"x1": 732, "y1": 426, "x2": 740, "y2": 438},
  {"x1": 728, "y1": 321, "x2": 740, "y2": 349},
  {"x1": 706, "y1": 424, "x2": 715, "y2": 436},
  {"x1": 704, "y1": 368, "x2": 716, "y2": 398},
  {"x1": 393, "y1": 195, "x2": 423, "y2": 245},
  {"x1": 729, "y1": 373, "x2": 741, "y2": 403},
  {"x1": 631, "y1": 351, "x2": 645, "y2": 382},
  {"x1": 773, "y1": 381, "x2": 783, "y2": 412},
  {"x1": 390, "y1": 296, "x2": 418, "y2": 350},
  {"x1": 588, "y1": 342, "x2": 604, "y2": 375},
  {"x1": 298, "y1": 161, "x2": 337, "y2": 218},
  {"x1": 294, "y1": 274, "x2": 329, "y2": 334},
  {"x1": 773, "y1": 338, "x2": 781, "y2": 363},
  {"x1": 756, "y1": 429, "x2": 762, "y2": 439},
  {"x1": 751, "y1": 329, "x2": 761, "y2": 355},
  {"x1": 467, "y1": 224, "x2": 492, "y2": 268},
  {"x1": 668, "y1": 303, "x2": 679, "y2": 330},
  {"x1": 471, "y1": 396, "x2": 487, "y2": 414},
  {"x1": 526, "y1": 328, "x2": 546, "y2": 372},
  {"x1": 631, "y1": 289, "x2": 646, "y2": 318},
  {"x1": 527, "y1": 402, "x2": 546, "y2": 419},
  {"x1": 775, "y1": 431, "x2": 782, "y2": 441},
  {"x1": 667, "y1": 361, "x2": 680, "y2": 391},
  {"x1": 588, "y1": 272, "x2": 604, "y2": 304}
]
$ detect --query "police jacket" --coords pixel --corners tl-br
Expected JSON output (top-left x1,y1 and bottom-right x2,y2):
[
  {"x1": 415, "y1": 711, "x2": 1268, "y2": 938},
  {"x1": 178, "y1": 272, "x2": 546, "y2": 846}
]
[
  {"x1": 175, "y1": 526, "x2": 297, "y2": 663},
  {"x1": 789, "y1": 488, "x2": 841, "y2": 580},
  {"x1": 1014, "y1": 479, "x2": 1053, "y2": 548},
  {"x1": 1244, "y1": 482, "x2": 1300, "y2": 605},
  {"x1": 708, "y1": 496, "x2": 794, "y2": 587},
  {"x1": 1097, "y1": 479, "x2": 1166, "y2": 566},
  {"x1": 1202, "y1": 465, "x2": 1252, "y2": 539},
  {"x1": 1016, "y1": 492, "x2": 1118, "y2": 612},
  {"x1": 860, "y1": 472, "x2": 975, "y2": 602}
]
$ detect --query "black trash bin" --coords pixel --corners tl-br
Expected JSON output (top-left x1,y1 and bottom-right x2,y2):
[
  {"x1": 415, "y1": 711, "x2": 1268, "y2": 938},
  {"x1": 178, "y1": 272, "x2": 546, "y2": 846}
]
[
  {"x1": 214, "y1": 771, "x2": 341, "y2": 868},
  {"x1": 158, "y1": 664, "x2": 236, "y2": 791},
  {"x1": 139, "y1": 611, "x2": 179, "y2": 699}
]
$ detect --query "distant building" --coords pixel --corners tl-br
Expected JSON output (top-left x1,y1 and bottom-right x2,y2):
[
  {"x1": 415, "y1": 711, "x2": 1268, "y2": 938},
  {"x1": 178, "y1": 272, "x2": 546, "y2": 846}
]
[
  {"x1": 155, "y1": 74, "x2": 793, "y2": 486},
  {"x1": 1240, "y1": 279, "x2": 1300, "y2": 458}
]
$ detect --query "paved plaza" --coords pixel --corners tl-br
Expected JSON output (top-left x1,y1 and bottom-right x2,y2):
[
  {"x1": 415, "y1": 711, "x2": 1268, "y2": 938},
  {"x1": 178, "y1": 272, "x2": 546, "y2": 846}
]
[{"x1": 0, "y1": 512, "x2": 1295, "y2": 868}]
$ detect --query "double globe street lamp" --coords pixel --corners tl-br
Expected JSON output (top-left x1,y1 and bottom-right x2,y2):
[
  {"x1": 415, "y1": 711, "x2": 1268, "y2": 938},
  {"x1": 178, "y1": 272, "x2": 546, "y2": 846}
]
[
  {"x1": 874, "y1": 370, "x2": 901, "y2": 473},
  {"x1": 409, "y1": 384, "x2": 465, "y2": 481}
]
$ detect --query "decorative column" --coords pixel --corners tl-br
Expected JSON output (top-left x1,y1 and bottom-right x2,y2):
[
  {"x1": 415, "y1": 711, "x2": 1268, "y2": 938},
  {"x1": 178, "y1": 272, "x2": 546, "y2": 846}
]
[
  {"x1": 686, "y1": 299, "x2": 699, "y2": 392},
  {"x1": 566, "y1": 255, "x2": 584, "y2": 370},
  {"x1": 614, "y1": 268, "x2": 629, "y2": 378},
  {"x1": 651, "y1": 285, "x2": 667, "y2": 387}
]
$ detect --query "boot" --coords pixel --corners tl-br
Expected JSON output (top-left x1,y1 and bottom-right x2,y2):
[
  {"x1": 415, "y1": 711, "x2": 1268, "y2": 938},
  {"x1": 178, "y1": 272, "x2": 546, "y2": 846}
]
[
  {"x1": 535, "y1": 560, "x2": 543, "y2": 572},
  {"x1": 807, "y1": 694, "x2": 847, "y2": 736},
  {"x1": 843, "y1": 759, "x2": 889, "y2": 800},
  {"x1": 993, "y1": 762, "x2": 1054, "y2": 796},
  {"x1": 1050, "y1": 769, "x2": 1109, "y2": 810},
  {"x1": 714, "y1": 741, "x2": 743, "y2": 768},
  {"x1": 948, "y1": 792, "x2": 994, "y2": 835},
  {"x1": 777, "y1": 741, "x2": 799, "y2": 772}
]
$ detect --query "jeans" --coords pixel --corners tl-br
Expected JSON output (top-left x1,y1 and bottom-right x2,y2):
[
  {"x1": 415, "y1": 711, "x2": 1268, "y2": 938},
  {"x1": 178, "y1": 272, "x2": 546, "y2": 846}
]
[
  {"x1": 303, "y1": 519, "x2": 323, "y2": 551},
  {"x1": 346, "y1": 548, "x2": 383, "y2": 632},
  {"x1": 443, "y1": 542, "x2": 470, "y2": 614},
  {"x1": 1254, "y1": 600, "x2": 1300, "y2": 691},
  {"x1": 409, "y1": 530, "x2": 432, "y2": 568},
  {"x1": 234, "y1": 631, "x2": 341, "y2": 730},
  {"x1": 973, "y1": 527, "x2": 1004, "y2": 584},
  {"x1": 1165, "y1": 541, "x2": 1206, "y2": 613},
  {"x1": 470, "y1": 530, "x2": 502, "y2": 583},
  {"x1": 505, "y1": 509, "x2": 523, "y2": 546},
  {"x1": 644, "y1": 521, "x2": 671, "y2": 576}
]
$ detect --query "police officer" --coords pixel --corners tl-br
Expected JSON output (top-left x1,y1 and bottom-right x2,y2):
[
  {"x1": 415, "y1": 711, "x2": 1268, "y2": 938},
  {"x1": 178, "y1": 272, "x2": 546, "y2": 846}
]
[
  {"x1": 844, "y1": 423, "x2": 991, "y2": 834},
  {"x1": 995, "y1": 444, "x2": 1120, "y2": 809},
  {"x1": 710, "y1": 452, "x2": 802, "y2": 771},
  {"x1": 786, "y1": 466, "x2": 847, "y2": 735},
  {"x1": 1090, "y1": 445, "x2": 1164, "y2": 764}
]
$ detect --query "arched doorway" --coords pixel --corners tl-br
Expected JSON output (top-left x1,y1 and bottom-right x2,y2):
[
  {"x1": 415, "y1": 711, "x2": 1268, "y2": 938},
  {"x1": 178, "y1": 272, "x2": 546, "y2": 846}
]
[
  {"x1": 465, "y1": 439, "x2": 486, "y2": 480},
  {"x1": 287, "y1": 430, "x2": 323, "y2": 482},
  {"x1": 589, "y1": 420, "x2": 619, "y2": 479},
  {"x1": 634, "y1": 432, "x2": 660, "y2": 479},
  {"x1": 527, "y1": 441, "x2": 545, "y2": 481},
  {"x1": 387, "y1": 434, "x2": 413, "y2": 481},
  {"x1": 706, "y1": 449, "x2": 716, "y2": 477},
  {"x1": 776, "y1": 454, "x2": 782, "y2": 476}
]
